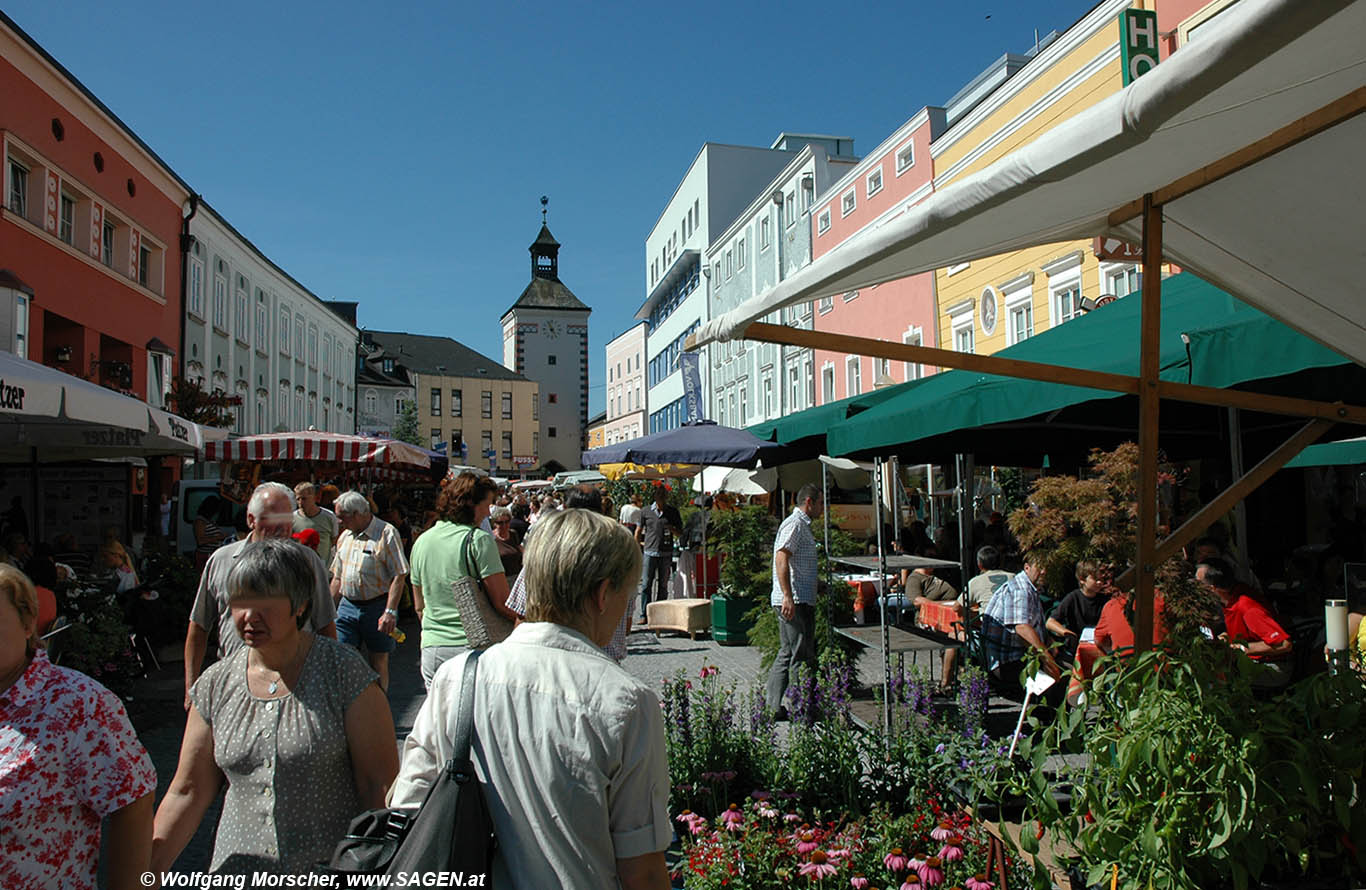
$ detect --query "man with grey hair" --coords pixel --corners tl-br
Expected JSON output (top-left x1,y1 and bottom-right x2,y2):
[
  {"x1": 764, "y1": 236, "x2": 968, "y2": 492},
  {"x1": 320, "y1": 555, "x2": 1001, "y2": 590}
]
[
  {"x1": 183, "y1": 481, "x2": 337, "y2": 709},
  {"x1": 330, "y1": 490, "x2": 409, "y2": 692}
]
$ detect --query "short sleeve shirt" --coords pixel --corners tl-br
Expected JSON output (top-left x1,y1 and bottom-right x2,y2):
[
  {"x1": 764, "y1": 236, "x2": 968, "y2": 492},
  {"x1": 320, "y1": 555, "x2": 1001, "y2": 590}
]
[
  {"x1": 771, "y1": 508, "x2": 819, "y2": 606},
  {"x1": 618, "y1": 503, "x2": 642, "y2": 528},
  {"x1": 330, "y1": 516, "x2": 409, "y2": 603},
  {"x1": 388, "y1": 623, "x2": 671, "y2": 888},
  {"x1": 963, "y1": 570, "x2": 1012, "y2": 610},
  {"x1": 982, "y1": 570, "x2": 1045, "y2": 669},
  {"x1": 0, "y1": 651, "x2": 156, "y2": 889},
  {"x1": 190, "y1": 636, "x2": 377, "y2": 874},
  {"x1": 639, "y1": 503, "x2": 681, "y2": 554},
  {"x1": 1223, "y1": 594, "x2": 1290, "y2": 659},
  {"x1": 190, "y1": 538, "x2": 338, "y2": 657},
  {"x1": 1050, "y1": 589, "x2": 1109, "y2": 636},
  {"x1": 905, "y1": 572, "x2": 958, "y2": 602},
  {"x1": 292, "y1": 507, "x2": 340, "y2": 570},
  {"x1": 505, "y1": 572, "x2": 632, "y2": 663},
  {"x1": 410, "y1": 521, "x2": 503, "y2": 649}
]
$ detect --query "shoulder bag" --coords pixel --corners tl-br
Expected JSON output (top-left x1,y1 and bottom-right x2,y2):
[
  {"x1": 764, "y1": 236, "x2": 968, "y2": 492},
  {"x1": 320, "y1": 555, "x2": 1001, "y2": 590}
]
[
  {"x1": 325, "y1": 651, "x2": 497, "y2": 877},
  {"x1": 451, "y1": 526, "x2": 514, "y2": 650}
]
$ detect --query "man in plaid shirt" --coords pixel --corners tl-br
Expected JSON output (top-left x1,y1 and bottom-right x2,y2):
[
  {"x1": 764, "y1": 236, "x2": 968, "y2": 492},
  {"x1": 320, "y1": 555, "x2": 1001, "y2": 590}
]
[
  {"x1": 981, "y1": 553, "x2": 1060, "y2": 683},
  {"x1": 765, "y1": 483, "x2": 823, "y2": 716},
  {"x1": 330, "y1": 490, "x2": 409, "y2": 692}
]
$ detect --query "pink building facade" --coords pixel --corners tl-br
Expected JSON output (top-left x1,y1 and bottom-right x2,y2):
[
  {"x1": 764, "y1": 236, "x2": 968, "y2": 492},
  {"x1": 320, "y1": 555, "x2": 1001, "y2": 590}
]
[
  {"x1": 603, "y1": 321, "x2": 646, "y2": 445},
  {"x1": 810, "y1": 107, "x2": 947, "y2": 404}
]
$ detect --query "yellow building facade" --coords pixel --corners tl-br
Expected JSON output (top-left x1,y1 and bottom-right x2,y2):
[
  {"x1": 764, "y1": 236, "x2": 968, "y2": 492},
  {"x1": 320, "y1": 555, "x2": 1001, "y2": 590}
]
[{"x1": 932, "y1": 0, "x2": 1157, "y2": 357}]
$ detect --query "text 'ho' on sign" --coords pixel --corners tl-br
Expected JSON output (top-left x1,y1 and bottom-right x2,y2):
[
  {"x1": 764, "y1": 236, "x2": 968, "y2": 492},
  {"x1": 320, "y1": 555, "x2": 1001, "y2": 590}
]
[{"x1": 1119, "y1": 8, "x2": 1160, "y2": 86}]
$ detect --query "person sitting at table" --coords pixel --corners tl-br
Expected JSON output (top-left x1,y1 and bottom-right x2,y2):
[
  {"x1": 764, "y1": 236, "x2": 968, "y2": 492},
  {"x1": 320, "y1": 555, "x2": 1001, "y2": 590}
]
[
  {"x1": 903, "y1": 563, "x2": 958, "y2": 607},
  {"x1": 1045, "y1": 559, "x2": 1110, "y2": 665},
  {"x1": 1094, "y1": 588, "x2": 1168, "y2": 655},
  {"x1": 981, "y1": 552, "x2": 1061, "y2": 686},
  {"x1": 931, "y1": 546, "x2": 1012, "y2": 695},
  {"x1": 1197, "y1": 558, "x2": 1293, "y2": 688}
]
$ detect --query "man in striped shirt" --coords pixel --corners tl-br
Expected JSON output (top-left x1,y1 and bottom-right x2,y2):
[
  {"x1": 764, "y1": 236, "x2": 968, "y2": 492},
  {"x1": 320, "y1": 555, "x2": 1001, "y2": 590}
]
[{"x1": 765, "y1": 483, "x2": 823, "y2": 717}]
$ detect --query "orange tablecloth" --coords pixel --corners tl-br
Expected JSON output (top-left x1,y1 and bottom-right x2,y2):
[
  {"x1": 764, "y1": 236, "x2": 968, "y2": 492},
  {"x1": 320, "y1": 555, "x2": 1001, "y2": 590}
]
[
  {"x1": 916, "y1": 599, "x2": 962, "y2": 635},
  {"x1": 1067, "y1": 641, "x2": 1104, "y2": 703},
  {"x1": 846, "y1": 578, "x2": 883, "y2": 616}
]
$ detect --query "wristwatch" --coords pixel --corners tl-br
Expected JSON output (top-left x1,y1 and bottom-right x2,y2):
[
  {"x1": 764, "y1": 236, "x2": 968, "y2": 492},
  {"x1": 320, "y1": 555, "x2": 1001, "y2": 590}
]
[{"x1": 384, "y1": 608, "x2": 398, "y2": 618}]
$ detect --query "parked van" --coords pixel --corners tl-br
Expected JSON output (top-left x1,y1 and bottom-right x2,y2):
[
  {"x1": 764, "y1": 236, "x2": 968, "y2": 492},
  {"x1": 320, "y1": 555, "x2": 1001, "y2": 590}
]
[{"x1": 171, "y1": 478, "x2": 246, "y2": 557}]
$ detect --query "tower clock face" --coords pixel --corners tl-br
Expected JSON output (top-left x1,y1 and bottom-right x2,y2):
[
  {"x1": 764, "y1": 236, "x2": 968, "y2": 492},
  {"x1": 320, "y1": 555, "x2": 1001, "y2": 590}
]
[{"x1": 545, "y1": 320, "x2": 560, "y2": 339}]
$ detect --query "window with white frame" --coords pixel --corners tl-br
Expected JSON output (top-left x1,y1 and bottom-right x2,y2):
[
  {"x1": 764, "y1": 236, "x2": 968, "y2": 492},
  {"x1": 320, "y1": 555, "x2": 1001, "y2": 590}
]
[
  {"x1": 846, "y1": 356, "x2": 862, "y2": 397},
  {"x1": 279, "y1": 383, "x2": 290, "y2": 424},
  {"x1": 212, "y1": 266, "x2": 227, "y2": 331},
  {"x1": 364, "y1": 389, "x2": 377, "y2": 414},
  {"x1": 323, "y1": 333, "x2": 332, "y2": 375},
  {"x1": 725, "y1": 249, "x2": 733, "y2": 279},
  {"x1": 1043, "y1": 252, "x2": 1084, "y2": 328},
  {"x1": 188, "y1": 258, "x2": 204, "y2": 318},
  {"x1": 1002, "y1": 276, "x2": 1034, "y2": 345},
  {"x1": 866, "y1": 167, "x2": 883, "y2": 198},
  {"x1": 789, "y1": 365, "x2": 800, "y2": 412},
  {"x1": 818, "y1": 296, "x2": 833, "y2": 314},
  {"x1": 737, "y1": 237, "x2": 745, "y2": 270},
  {"x1": 294, "y1": 316, "x2": 304, "y2": 358},
  {"x1": 843, "y1": 290, "x2": 858, "y2": 302},
  {"x1": 728, "y1": 389, "x2": 736, "y2": 425},
  {"x1": 308, "y1": 325, "x2": 318, "y2": 367},
  {"x1": 841, "y1": 188, "x2": 856, "y2": 218},
  {"x1": 1103, "y1": 263, "x2": 1142, "y2": 298},
  {"x1": 781, "y1": 191, "x2": 793, "y2": 228},
  {"x1": 817, "y1": 209, "x2": 831, "y2": 235},
  {"x1": 235, "y1": 279, "x2": 249, "y2": 344},
  {"x1": 801, "y1": 177, "x2": 814, "y2": 211},
  {"x1": 738, "y1": 387, "x2": 747, "y2": 425},
  {"x1": 949, "y1": 301, "x2": 975, "y2": 354},
  {"x1": 58, "y1": 192, "x2": 74, "y2": 244},
  {"x1": 821, "y1": 363, "x2": 835, "y2": 403},
  {"x1": 896, "y1": 143, "x2": 915, "y2": 175},
  {"x1": 903, "y1": 327, "x2": 923, "y2": 380},
  {"x1": 762, "y1": 372, "x2": 773, "y2": 417},
  {"x1": 804, "y1": 357, "x2": 815, "y2": 406},
  {"x1": 102, "y1": 221, "x2": 115, "y2": 267},
  {"x1": 279, "y1": 308, "x2": 291, "y2": 353},
  {"x1": 874, "y1": 357, "x2": 891, "y2": 384},
  {"x1": 759, "y1": 216, "x2": 770, "y2": 249},
  {"x1": 7, "y1": 157, "x2": 28, "y2": 217},
  {"x1": 256, "y1": 293, "x2": 268, "y2": 349}
]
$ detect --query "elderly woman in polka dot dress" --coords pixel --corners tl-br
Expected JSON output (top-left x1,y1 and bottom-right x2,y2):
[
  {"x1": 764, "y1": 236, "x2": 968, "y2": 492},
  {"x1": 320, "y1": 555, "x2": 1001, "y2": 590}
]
[{"x1": 151, "y1": 539, "x2": 397, "y2": 875}]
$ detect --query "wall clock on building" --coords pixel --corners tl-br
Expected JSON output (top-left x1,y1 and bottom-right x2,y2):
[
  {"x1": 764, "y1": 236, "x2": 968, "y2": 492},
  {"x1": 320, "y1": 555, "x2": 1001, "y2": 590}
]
[
  {"x1": 979, "y1": 286, "x2": 998, "y2": 336},
  {"x1": 545, "y1": 320, "x2": 560, "y2": 339}
]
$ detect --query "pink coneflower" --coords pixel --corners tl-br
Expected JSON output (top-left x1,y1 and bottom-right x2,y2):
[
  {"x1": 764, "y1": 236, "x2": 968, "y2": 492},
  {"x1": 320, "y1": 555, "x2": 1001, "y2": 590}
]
[
  {"x1": 850, "y1": 875, "x2": 870, "y2": 890},
  {"x1": 756, "y1": 800, "x2": 779, "y2": 819},
  {"x1": 826, "y1": 847, "x2": 852, "y2": 863},
  {"x1": 965, "y1": 875, "x2": 994, "y2": 890},
  {"x1": 675, "y1": 810, "x2": 708, "y2": 836},
  {"x1": 930, "y1": 821, "x2": 955, "y2": 841},
  {"x1": 796, "y1": 830, "x2": 820, "y2": 855},
  {"x1": 938, "y1": 839, "x2": 964, "y2": 862},
  {"x1": 799, "y1": 850, "x2": 838, "y2": 881},
  {"x1": 919, "y1": 857, "x2": 944, "y2": 887},
  {"x1": 899, "y1": 875, "x2": 922, "y2": 889},
  {"x1": 884, "y1": 847, "x2": 909, "y2": 873},
  {"x1": 784, "y1": 812, "x2": 803, "y2": 824},
  {"x1": 720, "y1": 804, "x2": 744, "y2": 832},
  {"x1": 699, "y1": 665, "x2": 719, "y2": 678}
]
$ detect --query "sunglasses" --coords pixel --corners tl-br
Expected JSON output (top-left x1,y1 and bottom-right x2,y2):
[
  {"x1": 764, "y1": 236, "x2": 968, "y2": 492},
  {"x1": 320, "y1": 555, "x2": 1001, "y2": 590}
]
[{"x1": 493, "y1": 519, "x2": 511, "y2": 525}]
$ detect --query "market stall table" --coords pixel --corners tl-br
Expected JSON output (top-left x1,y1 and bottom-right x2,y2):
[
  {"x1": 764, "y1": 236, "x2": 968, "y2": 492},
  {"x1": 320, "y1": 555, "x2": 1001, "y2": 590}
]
[{"x1": 916, "y1": 599, "x2": 962, "y2": 636}]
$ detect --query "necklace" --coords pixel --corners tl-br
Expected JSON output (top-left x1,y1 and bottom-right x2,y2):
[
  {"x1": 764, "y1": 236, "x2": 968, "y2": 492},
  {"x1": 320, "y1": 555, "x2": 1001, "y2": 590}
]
[{"x1": 255, "y1": 637, "x2": 308, "y2": 697}]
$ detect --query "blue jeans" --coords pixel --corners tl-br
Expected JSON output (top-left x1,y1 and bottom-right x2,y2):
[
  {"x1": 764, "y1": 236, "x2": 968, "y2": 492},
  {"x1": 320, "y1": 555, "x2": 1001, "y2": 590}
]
[{"x1": 639, "y1": 551, "x2": 672, "y2": 621}]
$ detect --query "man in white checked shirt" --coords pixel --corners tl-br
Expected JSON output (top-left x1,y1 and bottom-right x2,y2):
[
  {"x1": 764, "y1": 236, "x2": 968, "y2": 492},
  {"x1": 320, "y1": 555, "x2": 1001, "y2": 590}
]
[
  {"x1": 330, "y1": 490, "x2": 409, "y2": 692},
  {"x1": 765, "y1": 483, "x2": 823, "y2": 716}
]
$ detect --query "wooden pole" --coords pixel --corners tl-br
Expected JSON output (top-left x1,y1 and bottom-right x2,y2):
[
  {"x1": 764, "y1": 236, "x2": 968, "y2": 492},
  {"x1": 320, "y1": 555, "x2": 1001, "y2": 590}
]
[{"x1": 1134, "y1": 195, "x2": 1163, "y2": 653}]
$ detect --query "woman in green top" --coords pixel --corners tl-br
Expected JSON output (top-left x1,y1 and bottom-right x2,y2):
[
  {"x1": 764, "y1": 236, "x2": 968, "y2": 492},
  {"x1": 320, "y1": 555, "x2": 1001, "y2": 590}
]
[{"x1": 410, "y1": 472, "x2": 513, "y2": 688}]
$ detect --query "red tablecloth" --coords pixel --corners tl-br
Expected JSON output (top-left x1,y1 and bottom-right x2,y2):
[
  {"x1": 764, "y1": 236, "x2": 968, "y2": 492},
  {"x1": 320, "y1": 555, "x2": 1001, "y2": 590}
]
[
  {"x1": 917, "y1": 599, "x2": 962, "y2": 635},
  {"x1": 1067, "y1": 641, "x2": 1104, "y2": 703},
  {"x1": 846, "y1": 578, "x2": 882, "y2": 616}
]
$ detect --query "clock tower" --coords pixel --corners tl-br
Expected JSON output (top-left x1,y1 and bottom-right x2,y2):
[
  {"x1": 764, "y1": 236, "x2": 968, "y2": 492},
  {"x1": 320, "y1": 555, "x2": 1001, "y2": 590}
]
[{"x1": 500, "y1": 200, "x2": 591, "y2": 473}]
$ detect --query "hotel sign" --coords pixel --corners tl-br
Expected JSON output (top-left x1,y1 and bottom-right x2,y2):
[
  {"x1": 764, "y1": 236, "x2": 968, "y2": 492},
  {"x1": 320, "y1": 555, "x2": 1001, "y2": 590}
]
[{"x1": 1120, "y1": 8, "x2": 1160, "y2": 86}]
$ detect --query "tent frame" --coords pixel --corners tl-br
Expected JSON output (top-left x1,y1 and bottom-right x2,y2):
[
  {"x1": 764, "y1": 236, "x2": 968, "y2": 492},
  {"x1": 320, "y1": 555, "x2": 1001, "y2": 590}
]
[{"x1": 688, "y1": 90, "x2": 1366, "y2": 650}]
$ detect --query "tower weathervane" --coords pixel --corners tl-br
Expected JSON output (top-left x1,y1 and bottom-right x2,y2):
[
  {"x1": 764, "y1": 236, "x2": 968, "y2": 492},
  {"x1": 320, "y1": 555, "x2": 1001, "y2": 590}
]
[{"x1": 540, "y1": 195, "x2": 548, "y2": 225}]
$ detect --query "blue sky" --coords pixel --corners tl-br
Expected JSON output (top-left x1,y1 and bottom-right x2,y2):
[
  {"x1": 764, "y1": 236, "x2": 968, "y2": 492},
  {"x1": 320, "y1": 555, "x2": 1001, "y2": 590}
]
[{"x1": 6, "y1": 0, "x2": 1096, "y2": 415}]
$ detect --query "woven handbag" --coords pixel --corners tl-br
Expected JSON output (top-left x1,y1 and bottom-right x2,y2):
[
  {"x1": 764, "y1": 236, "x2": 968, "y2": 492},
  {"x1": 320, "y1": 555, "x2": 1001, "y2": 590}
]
[{"x1": 452, "y1": 527, "x2": 513, "y2": 650}]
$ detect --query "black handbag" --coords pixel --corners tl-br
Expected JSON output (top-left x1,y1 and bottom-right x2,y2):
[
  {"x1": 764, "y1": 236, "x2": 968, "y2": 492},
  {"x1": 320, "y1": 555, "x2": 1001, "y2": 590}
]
[{"x1": 325, "y1": 651, "x2": 497, "y2": 878}]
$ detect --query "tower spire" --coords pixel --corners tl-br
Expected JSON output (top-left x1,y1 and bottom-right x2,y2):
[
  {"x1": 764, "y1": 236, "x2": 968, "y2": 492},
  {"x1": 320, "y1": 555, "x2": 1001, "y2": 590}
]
[{"x1": 541, "y1": 195, "x2": 548, "y2": 225}]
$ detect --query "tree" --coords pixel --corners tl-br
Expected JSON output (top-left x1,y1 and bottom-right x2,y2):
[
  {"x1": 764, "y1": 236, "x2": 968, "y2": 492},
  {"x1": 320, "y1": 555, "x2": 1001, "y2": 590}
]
[
  {"x1": 391, "y1": 399, "x2": 420, "y2": 445},
  {"x1": 167, "y1": 377, "x2": 239, "y2": 428}
]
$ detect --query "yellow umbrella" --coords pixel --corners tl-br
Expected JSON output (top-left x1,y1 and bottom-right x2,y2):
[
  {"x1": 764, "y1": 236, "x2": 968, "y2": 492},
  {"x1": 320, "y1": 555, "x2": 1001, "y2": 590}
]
[{"x1": 598, "y1": 462, "x2": 700, "y2": 481}]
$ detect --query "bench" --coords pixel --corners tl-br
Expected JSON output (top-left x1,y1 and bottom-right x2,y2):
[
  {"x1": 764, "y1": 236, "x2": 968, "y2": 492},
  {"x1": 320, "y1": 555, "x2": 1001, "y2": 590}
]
[{"x1": 646, "y1": 598, "x2": 712, "y2": 640}]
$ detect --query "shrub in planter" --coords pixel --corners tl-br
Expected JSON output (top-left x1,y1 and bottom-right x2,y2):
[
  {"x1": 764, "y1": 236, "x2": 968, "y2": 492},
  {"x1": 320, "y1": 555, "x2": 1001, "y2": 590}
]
[{"x1": 55, "y1": 586, "x2": 143, "y2": 695}]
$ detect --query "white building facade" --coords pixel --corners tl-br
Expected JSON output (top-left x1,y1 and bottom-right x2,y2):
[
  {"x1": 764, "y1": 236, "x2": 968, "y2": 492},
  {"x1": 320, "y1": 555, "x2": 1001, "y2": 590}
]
[
  {"x1": 604, "y1": 322, "x2": 646, "y2": 445},
  {"x1": 706, "y1": 136, "x2": 857, "y2": 428},
  {"x1": 185, "y1": 202, "x2": 357, "y2": 435},
  {"x1": 638, "y1": 140, "x2": 823, "y2": 433}
]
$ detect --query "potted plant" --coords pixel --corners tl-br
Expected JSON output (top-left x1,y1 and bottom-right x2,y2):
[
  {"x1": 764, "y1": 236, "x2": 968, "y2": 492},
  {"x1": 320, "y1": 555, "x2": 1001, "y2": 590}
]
[{"x1": 707, "y1": 504, "x2": 776, "y2": 645}]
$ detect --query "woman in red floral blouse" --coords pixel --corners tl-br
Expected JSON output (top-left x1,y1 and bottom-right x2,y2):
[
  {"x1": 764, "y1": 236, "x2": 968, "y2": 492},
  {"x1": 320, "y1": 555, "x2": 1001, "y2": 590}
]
[{"x1": 0, "y1": 564, "x2": 156, "y2": 888}]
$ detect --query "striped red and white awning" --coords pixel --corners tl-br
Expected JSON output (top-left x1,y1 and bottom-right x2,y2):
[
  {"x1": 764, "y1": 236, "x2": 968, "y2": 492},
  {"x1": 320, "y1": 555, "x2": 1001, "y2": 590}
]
[{"x1": 204, "y1": 432, "x2": 432, "y2": 469}]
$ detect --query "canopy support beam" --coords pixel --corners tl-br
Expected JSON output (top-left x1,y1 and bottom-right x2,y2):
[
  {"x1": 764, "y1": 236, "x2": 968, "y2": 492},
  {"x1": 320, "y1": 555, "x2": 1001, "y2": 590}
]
[
  {"x1": 1113, "y1": 417, "x2": 1331, "y2": 592},
  {"x1": 1133, "y1": 196, "x2": 1163, "y2": 652},
  {"x1": 724, "y1": 322, "x2": 1366, "y2": 425}
]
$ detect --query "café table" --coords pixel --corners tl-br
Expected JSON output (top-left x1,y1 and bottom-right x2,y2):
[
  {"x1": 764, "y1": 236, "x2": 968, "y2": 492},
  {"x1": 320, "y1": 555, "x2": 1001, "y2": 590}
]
[{"x1": 916, "y1": 599, "x2": 962, "y2": 636}]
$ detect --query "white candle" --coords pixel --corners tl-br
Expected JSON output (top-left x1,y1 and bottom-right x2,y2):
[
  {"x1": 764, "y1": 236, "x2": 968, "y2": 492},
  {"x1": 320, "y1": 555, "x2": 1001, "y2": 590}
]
[{"x1": 1326, "y1": 599, "x2": 1349, "y2": 651}]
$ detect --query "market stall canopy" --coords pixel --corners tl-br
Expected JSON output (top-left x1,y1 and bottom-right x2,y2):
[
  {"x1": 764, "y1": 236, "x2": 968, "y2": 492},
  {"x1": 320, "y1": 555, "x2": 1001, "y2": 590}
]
[
  {"x1": 205, "y1": 432, "x2": 433, "y2": 468},
  {"x1": 693, "y1": 0, "x2": 1366, "y2": 367},
  {"x1": 1284, "y1": 436, "x2": 1366, "y2": 469},
  {"x1": 825, "y1": 274, "x2": 1356, "y2": 464},
  {"x1": 747, "y1": 386, "x2": 904, "y2": 451},
  {"x1": 693, "y1": 465, "x2": 777, "y2": 496},
  {"x1": 554, "y1": 469, "x2": 608, "y2": 487},
  {"x1": 582, "y1": 420, "x2": 790, "y2": 469},
  {"x1": 0, "y1": 350, "x2": 208, "y2": 461},
  {"x1": 599, "y1": 462, "x2": 701, "y2": 481}
]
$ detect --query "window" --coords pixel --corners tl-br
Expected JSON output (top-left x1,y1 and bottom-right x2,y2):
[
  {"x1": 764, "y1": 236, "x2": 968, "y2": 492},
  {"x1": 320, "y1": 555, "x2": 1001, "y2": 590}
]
[
  {"x1": 364, "y1": 390, "x2": 377, "y2": 414},
  {"x1": 801, "y1": 177, "x2": 814, "y2": 211},
  {"x1": 843, "y1": 290, "x2": 858, "y2": 302},
  {"x1": 451, "y1": 429, "x2": 462, "y2": 454},
  {"x1": 738, "y1": 387, "x2": 747, "y2": 424},
  {"x1": 954, "y1": 324, "x2": 975, "y2": 354},
  {"x1": 1009, "y1": 301, "x2": 1035, "y2": 343},
  {"x1": 188, "y1": 258, "x2": 204, "y2": 318},
  {"x1": 818, "y1": 296, "x2": 833, "y2": 313},
  {"x1": 307, "y1": 326, "x2": 318, "y2": 367},
  {"x1": 235, "y1": 282, "x2": 248, "y2": 342},
  {"x1": 394, "y1": 395, "x2": 408, "y2": 415},
  {"x1": 789, "y1": 365, "x2": 800, "y2": 412},
  {"x1": 784, "y1": 191, "x2": 795, "y2": 227},
  {"x1": 382, "y1": 358, "x2": 394, "y2": 374},
  {"x1": 295, "y1": 390, "x2": 304, "y2": 428},
  {"x1": 323, "y1": 333, "x2": 332, "y2": 375},
  {"x1": 501, "y1": 391, "x2": 512, "y2": 419},
  {"x1": 548, "y1": 354, "x2": 556, "y2": 365},
  {"x1": 821, "y1": 364, "x2": 835, "y2": 403},
  {"x1": 548, "y1": 426, "x2": 557, "y2": 438},
  {"x1": 736, "y1": 238, "x2": 745, "y2": 270},
  {"x1": 138, "y1": 245, "x2": 152, "y2": 288},
  {"x1": 533, "y1": 431, "x2": 539, "y2": 455},
  {"x1": 279, "y1": 309, "x2": 291, "y2": 353},
  {"x1": 481, "y1": 430, "x2": 493, "y2": 457},
  {"x1": 841, "y1": 188, "x2": 856, "y2": 218},
  {"x1": 874, "y1": 357, "x2": 892, "y2": 383},
  {"x1": 713, "y1": 261, "x2": 721, "y2": 281},
  {"x1": 725, "y1": 249, "x2": 733, "y2": 279},
  {"x1": 7, "y1": 159, "x2": 27, "y2": 217},
  {"x1": 1054, "y1": 285, "x2": 1081, "y2": 325},
  {"x1": 762, "y1": 372, "x2": 773, "y2": 417},
  {"x1": 846, "y1": 356, "x2": 862, "y2": 397},
  {"x1": 59, "y1": 192, "x2": 74, "y2": 244},
  {"x1": 432, "y1": 428, "x2": 443, "y2": 448},
  {"x1": 903, "y1": 328, "x2": 923, "y2": 381},
  {"x1": 1043, "y1": 252, "x2": 1084, "y2": 328},
  {"x1": 12, "y1": 294, "x2": 26, "y2": 358},
  {"x1": 548, "y1": 393, "x2": 558, "y2": 404},
  {"x1": 294, "y1": 316, "x2": 305, "y2": 358},
  {"x1": 256, "y1": 294, "x2": 268, "y2": 349},
  {"x1": 451, "y1": 389, "x2": 462, "y2": 417},
  {"x1": 481, "y1": 390, "x2": 492, "y2": 418},
  {"x1": 760, "y1": 217, "x2": 771, "y2": 249},
  {"x1": 102, "y1": 221, "x2": 115, "y2": 267},
  {"x1": 279, "y1": 383, "x2": 290, "y2": 424},
  {"x1": 1105, "y1": 264, "x2": 1142, "y2": 298},
  {"x1": 817, "y1": 209, "x2": 831, "y2": 234},
  {"x1": 430, "y1": 387, "x2": 441, "y2": 415},
  {"x1": 212, "y1": 270, "x2": 227, "y2": 330},
  {"x1": 896, "y1": 143, "x2": 915, "y2": 175},
  {"x1": 866, "y1": 167, "x2": 883, "y2": 198},
  {"x1": 728, "y1": 389, "x2": 737, "y2": 424},
  {"x1": 501, "y1": 431, "x2": 512, "y2": 460}
]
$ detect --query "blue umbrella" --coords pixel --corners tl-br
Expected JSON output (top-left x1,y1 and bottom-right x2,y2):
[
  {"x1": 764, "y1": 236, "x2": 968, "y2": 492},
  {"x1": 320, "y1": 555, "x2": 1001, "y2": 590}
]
[{"x1": 582, "y1": 420, "x2": 788, "y2": 469}]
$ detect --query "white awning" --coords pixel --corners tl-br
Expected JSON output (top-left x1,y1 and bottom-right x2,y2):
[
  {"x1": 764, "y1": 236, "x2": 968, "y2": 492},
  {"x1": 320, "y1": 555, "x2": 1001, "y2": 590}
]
[{"x1": 696, "y1": 0, "x2": 1366, "y2": 365}]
